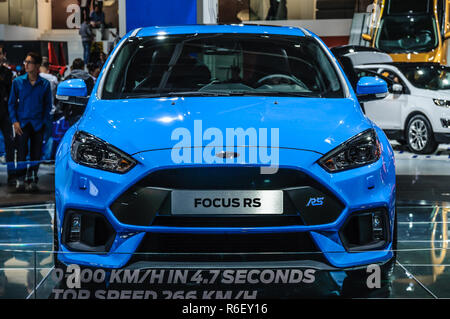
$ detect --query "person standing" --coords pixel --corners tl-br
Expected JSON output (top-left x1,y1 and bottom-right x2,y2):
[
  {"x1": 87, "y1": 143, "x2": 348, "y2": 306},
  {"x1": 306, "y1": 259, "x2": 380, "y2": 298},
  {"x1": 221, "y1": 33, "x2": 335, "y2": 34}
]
[
  {"x1": 0, "y1": 44, "x2": 16, "y2": 187},
  {"x1": 90, "y1": 4, "x2": 106, "y2": 40},
  {"x1": 78, "y1": 0, "x2": 92, "y2": 23},
  {"x1": 98, "y1": 51, "x2": 107, "y2": 68},
  {"x1": 8, "y1": 52, "x2": 52, "y2": 191},
  {"x1": 90, "y1": 4, "x2": 105, "y2": 27},
  {"x1": 266, "y1": 0, "x2": 287, "y2": 20},
  {"x1": 39, "y1": 61, "x2": 59, "y2": 161},
  {"x1": 79, "y1": 15, "x2": 93, "y2": 64},
  {"x1": 39, "y1": 61, "x2": 58, "y2": 107},
  {"x1": 63, "y1": 58, "x2": 95, "y2": 126},
  {"x1": 65, "y1": 58, "x2": 95, "y2": 95},
  {"x1": 87, "y1": 62, "x2": 100, "y2": 81},
  {"x1": 93, "y1": 0, "x2": 103, "y2": 11}
]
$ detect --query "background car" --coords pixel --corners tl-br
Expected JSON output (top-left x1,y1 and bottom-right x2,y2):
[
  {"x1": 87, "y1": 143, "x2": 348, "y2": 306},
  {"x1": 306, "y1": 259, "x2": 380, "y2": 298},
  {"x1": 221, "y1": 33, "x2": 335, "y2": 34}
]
[
  {"x1": 331, "y1": 45, "x2": 393, "y2": 91},
  {"x1": 362, "y1": 0, "x2": 450, "y2": 64},
  {"x1": 355, "y1": 62, "x2": 450, "y2": 154},
  {"x1": 54, "y1": 25, "x2": 395, "y2": 271}
]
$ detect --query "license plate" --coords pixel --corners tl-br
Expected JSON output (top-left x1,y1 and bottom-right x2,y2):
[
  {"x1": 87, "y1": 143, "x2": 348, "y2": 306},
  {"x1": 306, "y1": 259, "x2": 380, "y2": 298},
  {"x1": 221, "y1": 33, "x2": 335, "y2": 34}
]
[{"x1": 171, "y1": 190, "x2": 283, "y2": 215}]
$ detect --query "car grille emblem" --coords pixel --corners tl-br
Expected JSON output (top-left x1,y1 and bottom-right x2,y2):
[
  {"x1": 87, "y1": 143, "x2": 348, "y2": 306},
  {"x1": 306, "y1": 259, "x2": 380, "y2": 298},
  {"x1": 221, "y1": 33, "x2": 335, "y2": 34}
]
[{"x1": 215, "y1": 151, "x2": 240, "y2": 159}]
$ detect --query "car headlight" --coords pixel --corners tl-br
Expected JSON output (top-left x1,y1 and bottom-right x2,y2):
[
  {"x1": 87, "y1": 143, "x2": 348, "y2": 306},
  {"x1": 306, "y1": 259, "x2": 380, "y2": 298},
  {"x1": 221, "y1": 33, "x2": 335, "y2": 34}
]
[
  {"x1": 433, "y1": 99, "x2": 450, "y2": 108},
  {"x1": 71, "y1": 131, "x2": 137, "y2": 173},
  {"x1": 319, "y1": 129, "x2": 381, "y2": 173}
]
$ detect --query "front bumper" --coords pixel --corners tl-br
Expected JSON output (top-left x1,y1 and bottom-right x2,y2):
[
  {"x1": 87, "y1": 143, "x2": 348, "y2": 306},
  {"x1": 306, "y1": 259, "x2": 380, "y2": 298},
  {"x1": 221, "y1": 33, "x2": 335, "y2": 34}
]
[{"x1": 55, "y1": 128, "x2": 396, "y2": 269}]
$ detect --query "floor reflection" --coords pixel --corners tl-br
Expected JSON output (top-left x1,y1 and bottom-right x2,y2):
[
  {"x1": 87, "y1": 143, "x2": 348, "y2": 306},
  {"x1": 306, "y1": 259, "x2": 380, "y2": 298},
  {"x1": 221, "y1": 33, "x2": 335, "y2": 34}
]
[
  {"x1": 395, "y1": 205, "x2": 450, "y2": 298},
  {"x1": 1, "y1": 203, "x2": 450, "y2": 298},
  {"x1": 0, "y1": 204, "x2": 53, "y2": 298}
]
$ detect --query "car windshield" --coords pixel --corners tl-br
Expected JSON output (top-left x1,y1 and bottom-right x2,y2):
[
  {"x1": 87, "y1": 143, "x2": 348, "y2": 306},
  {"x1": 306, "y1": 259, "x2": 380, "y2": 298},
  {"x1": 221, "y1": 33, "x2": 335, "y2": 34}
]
[
  {"x1": 386, "y1": 0, "x2": 431, "y2": 14},
  {"x1": 101, "y1": 33, "x2": 343, "y2": 99},
  {"x1": 398, "y1": 64, "x2": 450, "y2": 90},
  {"x1": 375, "y1": 14, "x2": 438, "y2": 53}
]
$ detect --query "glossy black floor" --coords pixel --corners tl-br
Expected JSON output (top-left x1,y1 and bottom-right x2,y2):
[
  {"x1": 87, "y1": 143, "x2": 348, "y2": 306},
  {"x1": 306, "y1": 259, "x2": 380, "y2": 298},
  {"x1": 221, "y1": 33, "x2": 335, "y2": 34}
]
[{"x1": 0, "y1": 144, "x2": 448, "y2": 299}]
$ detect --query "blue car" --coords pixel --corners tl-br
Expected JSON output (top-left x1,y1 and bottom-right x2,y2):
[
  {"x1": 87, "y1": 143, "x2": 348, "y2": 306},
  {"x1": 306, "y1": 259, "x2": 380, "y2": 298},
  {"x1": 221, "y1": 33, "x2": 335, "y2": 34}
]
[{"x1": 54, "y1": 25, "x2": 396, "y2": 270}]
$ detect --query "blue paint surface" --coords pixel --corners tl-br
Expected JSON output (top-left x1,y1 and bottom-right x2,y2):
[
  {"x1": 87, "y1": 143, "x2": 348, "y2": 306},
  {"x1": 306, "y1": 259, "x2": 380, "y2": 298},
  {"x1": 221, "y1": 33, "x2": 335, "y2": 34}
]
[{"x1": 54, "y1": 25, "x2": 397, "y2": 269}]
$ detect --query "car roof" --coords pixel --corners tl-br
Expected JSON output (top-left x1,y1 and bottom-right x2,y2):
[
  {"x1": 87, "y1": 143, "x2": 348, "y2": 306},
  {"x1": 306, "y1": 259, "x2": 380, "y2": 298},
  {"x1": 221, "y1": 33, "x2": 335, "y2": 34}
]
[
  {"x1": 355, "y1": 63, "x2": 397, "y2": 69},
  {"x1": 344, "y1": 51, "x2": 393, "y2": 66},
  {"x1": 331, "y1": 45, "x2": 383, "y2": 56},
  {"x1": 133, "y1": 24, "x2": 308, "y2": 38}
]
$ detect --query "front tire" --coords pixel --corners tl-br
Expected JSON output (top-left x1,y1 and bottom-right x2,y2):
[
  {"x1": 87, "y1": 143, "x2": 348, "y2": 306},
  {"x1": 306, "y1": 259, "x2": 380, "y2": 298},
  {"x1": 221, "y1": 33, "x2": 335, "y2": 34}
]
[{"x1": 406, "y1": 114, "x2": 438, "y2": 154}]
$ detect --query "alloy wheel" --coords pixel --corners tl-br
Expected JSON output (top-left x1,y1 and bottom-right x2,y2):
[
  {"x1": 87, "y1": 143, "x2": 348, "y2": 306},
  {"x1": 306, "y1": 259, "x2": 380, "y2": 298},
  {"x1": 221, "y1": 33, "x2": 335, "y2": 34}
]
[{"x1": 408, "y1": 118, "x2": 428, "y2": 151}]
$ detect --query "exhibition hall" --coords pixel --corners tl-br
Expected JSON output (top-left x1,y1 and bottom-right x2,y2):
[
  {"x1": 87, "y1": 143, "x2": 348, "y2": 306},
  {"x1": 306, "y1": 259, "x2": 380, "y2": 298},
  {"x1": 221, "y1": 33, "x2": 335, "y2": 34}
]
[{"x1": 0, "y1": 0, "x2": 449, "y2": 303}]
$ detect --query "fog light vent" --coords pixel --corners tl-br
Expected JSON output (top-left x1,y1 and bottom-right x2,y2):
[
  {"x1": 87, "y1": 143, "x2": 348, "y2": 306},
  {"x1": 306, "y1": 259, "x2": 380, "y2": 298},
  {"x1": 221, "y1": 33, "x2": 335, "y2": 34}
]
[
  {"x1": 69, "y1": 214, "x2": 81, "y2": 242},
  {"x1": 372, "y1": 213, "x2": 384, "y2": 241},
  {"x1": 63, "y1": 210, "x2": 116, "y2": 252},
  {"x1": 339, "y1": 209, "x2": 389, "y2": 251}
]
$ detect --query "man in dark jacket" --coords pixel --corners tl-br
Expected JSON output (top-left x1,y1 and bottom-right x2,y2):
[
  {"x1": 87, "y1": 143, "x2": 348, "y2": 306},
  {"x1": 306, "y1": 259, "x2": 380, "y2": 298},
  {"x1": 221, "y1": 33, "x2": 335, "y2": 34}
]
[
  {"x1": 62, "y1": 58, "x2": 94, "y2": 126},
  {"x1": 65, "y1": 58, "x2": 95, "y2": 93},
  {"x1": 0, "y1": 44, "x2": 16, "y2": 187},
  {"x1": 90, "y1": 3, "x2": 105, "y2": 27}
]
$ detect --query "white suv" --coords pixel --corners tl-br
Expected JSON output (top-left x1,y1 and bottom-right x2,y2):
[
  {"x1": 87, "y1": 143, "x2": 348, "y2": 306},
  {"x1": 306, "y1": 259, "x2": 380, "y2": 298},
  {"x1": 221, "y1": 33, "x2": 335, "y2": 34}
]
[{"x1": 355, "y1": 63, "x2": 450, "y2": 154}]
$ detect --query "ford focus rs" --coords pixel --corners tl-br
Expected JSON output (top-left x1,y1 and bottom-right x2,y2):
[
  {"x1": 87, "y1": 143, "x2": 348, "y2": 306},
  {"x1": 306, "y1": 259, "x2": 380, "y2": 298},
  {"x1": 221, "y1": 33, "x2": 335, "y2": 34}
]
[{"x1": 54, "y1": 25, "x2": 396, "y2": 270}]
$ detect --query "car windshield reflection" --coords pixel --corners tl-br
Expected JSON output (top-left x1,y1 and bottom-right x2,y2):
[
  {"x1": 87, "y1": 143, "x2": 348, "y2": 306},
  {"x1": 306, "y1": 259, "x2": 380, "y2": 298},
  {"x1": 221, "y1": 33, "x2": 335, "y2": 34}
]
[
  {"x1": 376, "y1": 14, "x2": 438, "y2": 53},
  {"x1": 398, "y1": 64, "x2": 450, "y2": 90},
  {"x1": 102, "y1": 33, "x2": 344, "y2": 99}
]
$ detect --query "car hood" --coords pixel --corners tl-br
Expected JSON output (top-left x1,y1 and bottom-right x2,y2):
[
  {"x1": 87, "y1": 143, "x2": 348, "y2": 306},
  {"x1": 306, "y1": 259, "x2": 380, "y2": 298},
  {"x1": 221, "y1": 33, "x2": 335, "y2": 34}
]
[
  {"x1": 412, "y1": 88, "x2": 450, "y2": 100},
  {"x1": 78, "y1": 96, "x2": 371, "y2": 156},
  {"x1": 431, "y1": 90, "x2": 450, "y2": 99}
]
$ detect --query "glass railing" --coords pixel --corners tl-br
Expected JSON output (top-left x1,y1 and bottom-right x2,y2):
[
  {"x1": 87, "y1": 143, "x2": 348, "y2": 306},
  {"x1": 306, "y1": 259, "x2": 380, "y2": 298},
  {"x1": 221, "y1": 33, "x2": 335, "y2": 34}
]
[
  {"x1": 0, "y1": 249, "x2": 402, "y2": 299},
  {"x1": 2, "y1": 247, "x2": 449, "y2": 299}
]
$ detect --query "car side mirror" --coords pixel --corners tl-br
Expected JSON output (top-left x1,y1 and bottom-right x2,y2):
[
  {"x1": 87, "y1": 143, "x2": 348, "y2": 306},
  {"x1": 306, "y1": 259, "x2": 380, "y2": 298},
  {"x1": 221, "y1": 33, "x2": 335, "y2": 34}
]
[
  {"x1": 361, "y1": 33, "x2": 372, "y2": 42},
  {"x1": 356, "y1": 76, "x2": 388, "y2": 102},
  {"x1": 56, "y1": 79, "x2": 89, "y2": 107},
  {"x1": 392, "y1": 83, "x2": 403, "y2": 94}
]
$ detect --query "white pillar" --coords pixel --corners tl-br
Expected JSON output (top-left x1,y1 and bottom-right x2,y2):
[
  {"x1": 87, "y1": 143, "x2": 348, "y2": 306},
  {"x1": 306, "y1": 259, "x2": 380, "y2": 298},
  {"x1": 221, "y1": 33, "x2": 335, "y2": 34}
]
[
  {"x1": 197, "y1": 0, "x2": 218, "y2": 24},
  {"x1": 118, "y1": 0, "x2": 127, "y2": 37},
  {"x1": 37, "y1": 0, "x2": 52, "y2": 32}
]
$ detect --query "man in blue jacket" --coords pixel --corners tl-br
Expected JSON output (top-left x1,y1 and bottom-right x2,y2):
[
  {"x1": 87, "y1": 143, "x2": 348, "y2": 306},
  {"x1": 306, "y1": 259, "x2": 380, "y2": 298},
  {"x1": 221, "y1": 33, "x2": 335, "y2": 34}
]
[{"x1": 8, "y1": 52, "x2": 52, "y2": 191}]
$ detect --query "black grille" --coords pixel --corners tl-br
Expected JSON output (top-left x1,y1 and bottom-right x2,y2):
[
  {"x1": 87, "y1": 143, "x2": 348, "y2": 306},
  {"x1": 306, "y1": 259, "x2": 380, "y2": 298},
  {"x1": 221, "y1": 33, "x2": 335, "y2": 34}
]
[
  {"x1": 110, "y1": 167, "x2": 344, "y2": 227},
  {"x1": 139, "y1": 167, "x2": 318, "y2": 190},
  {"x1": 128, "y1": 231, "x2": 327, "y2": 263},
  {"x1": 151, "y1": 216, "x2": 303, "y2": 227}
]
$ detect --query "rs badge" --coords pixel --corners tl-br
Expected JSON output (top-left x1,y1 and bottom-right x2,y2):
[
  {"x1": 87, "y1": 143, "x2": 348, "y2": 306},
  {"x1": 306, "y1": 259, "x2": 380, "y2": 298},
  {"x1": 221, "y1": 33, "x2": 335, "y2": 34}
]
[{"x1": 306, "y1": 197, "x2": 324, "y2": 207}]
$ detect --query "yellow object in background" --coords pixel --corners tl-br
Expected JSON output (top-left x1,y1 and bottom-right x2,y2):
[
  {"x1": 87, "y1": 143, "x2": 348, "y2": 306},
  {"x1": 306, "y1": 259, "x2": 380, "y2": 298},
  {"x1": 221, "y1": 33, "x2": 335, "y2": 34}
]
[{"x1": 362, "y1": 0, "x2": 450, "y2": 65}]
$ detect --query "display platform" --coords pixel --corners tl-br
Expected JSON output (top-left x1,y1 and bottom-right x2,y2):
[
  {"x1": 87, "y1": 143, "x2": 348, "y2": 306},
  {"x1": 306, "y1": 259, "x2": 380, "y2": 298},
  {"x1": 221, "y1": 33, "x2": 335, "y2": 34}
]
[
  {"x1": 0, "y1": 202, "x2": 449, "y2": 299},
  {"x1": 0, "y1": 144, "x2": 448, "y2": 299}
]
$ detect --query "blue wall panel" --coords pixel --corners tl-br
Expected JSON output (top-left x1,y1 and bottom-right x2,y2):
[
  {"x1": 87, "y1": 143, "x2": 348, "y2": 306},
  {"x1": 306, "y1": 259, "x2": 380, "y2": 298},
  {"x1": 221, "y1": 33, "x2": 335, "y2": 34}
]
[{"x1": 126, "y1": 0, "x2": 197, "y2": 32}]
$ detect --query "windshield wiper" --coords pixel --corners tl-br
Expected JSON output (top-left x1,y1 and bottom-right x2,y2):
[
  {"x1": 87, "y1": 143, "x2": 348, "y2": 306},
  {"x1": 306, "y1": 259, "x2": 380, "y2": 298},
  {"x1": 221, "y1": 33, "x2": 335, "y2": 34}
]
[
  {"x1": 123, "y1": 90, "x2": 322, "y2": 99},
  {"x1": 122, "y1": 91, "x2": 232, "y2": 99},
  {"x1": 166, "y1": 91, "x2": 232, "y2": 97},
  {"x1": 239, "y1": 91, "x2": 322, "y2": 98},
  {"x1": 123, "y1": 92, "x2": 165, "y2": 99}
]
